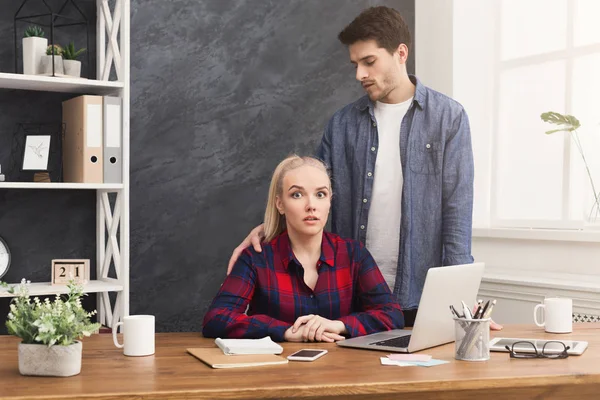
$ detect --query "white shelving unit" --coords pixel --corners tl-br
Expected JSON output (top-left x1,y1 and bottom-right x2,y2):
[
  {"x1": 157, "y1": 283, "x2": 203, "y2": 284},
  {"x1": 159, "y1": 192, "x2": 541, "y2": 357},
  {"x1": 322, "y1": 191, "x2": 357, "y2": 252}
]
[
  {"x1": 0, "y1": 72, "x2": 123, "y2": 94},
  {"x1": 0, "y1": 0, "x2": 130, "y2": 329},
  {"x1": 0, "y1": 280, "x2": 123, "y2": 298},
  {"x1": 0, "y1": 182, "x2": 123, "y2": 190}
]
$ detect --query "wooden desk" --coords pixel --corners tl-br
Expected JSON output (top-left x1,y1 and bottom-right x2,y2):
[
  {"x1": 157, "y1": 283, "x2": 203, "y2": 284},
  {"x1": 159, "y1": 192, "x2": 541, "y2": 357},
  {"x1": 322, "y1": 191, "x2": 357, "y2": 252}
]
[{"x1": 1, "y1": 324, "x2": 599, "y2": 400}]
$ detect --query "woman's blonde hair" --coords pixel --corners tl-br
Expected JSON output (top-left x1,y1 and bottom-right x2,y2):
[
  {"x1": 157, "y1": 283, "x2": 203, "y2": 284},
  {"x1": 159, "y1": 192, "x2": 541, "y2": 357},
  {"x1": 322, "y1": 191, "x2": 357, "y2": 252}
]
[{"x1": 263, "y1": 155, "x2": 330, "y2": 242}]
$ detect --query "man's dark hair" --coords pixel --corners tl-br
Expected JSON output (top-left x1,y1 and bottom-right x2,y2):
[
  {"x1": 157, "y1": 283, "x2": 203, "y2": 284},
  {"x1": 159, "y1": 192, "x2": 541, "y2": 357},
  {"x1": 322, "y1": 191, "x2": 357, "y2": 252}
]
[{"x1": 338, "y1": 6, "x2": 412, "y2": 54}]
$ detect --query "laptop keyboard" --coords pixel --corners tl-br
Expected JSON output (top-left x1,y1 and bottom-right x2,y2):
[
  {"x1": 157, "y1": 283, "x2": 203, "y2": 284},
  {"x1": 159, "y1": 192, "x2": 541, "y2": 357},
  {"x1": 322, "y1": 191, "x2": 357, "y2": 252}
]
[{"x1": 370, "y1": 335, "x2": 411, "y2": 348}]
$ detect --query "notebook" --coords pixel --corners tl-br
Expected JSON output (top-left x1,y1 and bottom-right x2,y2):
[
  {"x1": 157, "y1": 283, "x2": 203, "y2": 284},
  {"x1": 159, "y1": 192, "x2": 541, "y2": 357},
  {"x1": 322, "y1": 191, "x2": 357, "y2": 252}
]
[
  {"x1": 187, "y1": 348, "x2": 288, "y2": 369},
  {"x1": 215, "y1": 337, "x2": 283, "y2": 355}
]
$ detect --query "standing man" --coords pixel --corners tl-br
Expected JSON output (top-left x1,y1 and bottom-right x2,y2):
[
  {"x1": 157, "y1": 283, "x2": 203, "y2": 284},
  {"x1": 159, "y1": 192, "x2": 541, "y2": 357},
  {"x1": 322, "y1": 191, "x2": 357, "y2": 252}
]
[{"x1": 227, "y1": 6, "x2": 474, "y2": 327}]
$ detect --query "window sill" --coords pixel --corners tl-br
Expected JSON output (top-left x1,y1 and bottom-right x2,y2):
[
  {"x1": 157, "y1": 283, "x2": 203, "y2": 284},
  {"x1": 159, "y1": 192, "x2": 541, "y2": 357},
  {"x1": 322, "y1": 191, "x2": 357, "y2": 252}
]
[
  {"x1": 473, "y1": 227, "x2": 600, "y2": 243},
  {"x1": 479, "y1": 268, "x2": 600, "y2": 314}
]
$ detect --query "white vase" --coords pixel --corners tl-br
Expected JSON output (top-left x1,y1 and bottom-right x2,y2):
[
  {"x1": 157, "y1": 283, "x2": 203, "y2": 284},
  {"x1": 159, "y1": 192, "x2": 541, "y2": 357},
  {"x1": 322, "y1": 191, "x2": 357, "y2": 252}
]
[
  {"x1": 18, "y1": 340, "x2": 82, "y2": 377},
  {"x1": 63, "y1": 60, "x2": 81, "y2": 77},
  {"x1": 22, "y1": 37, "x2": 48, "y2": 75},
  {"x1": 39, "y1": 54, "x2": 64, "y2": 75}
]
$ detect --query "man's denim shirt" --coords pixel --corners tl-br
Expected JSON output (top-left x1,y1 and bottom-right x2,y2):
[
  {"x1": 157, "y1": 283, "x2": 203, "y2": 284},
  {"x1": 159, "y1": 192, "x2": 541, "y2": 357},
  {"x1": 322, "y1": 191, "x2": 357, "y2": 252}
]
[{"x1": 316, "y1": 75, "x2": 474, "y2": 310}]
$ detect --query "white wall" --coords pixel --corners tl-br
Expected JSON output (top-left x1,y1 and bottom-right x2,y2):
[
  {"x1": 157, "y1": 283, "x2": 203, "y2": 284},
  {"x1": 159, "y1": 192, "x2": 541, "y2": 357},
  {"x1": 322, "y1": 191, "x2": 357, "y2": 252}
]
[{"x1": 415, "y1": 0, "x2": 454, "y2": 97}]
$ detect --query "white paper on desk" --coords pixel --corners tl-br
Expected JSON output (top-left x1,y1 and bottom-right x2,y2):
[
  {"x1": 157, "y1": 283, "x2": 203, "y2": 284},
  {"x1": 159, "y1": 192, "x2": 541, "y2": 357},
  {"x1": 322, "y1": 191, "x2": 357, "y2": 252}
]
[
  {"x1": 380, "y1": 357, "x2": 450, "y2": 367},
  {"x1": 215, "y1": 337, "x2": 283, "y2": 355},
  {"x1": 380, "y1": 357, "x2": 415, "y2": 366},
  {"x1": 387, "y1": 353, "x2": 432, "y2": 362},
  {"x1": 408, "y1": 359, "x2": 450, "y2": 367}
]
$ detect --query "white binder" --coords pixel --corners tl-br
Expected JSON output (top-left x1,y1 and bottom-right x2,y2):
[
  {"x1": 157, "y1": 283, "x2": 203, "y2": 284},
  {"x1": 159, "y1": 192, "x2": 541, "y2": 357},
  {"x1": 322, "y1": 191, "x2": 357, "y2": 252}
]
[{"x1": 103, "y1": 96, "x2": 122, "y2": 183}]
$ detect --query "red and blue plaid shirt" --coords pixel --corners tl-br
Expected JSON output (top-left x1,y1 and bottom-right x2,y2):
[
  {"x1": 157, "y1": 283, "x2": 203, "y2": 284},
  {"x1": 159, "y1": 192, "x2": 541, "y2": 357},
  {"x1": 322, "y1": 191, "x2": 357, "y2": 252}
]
[{"x1": 202, "y1": 231, "x2": 404, "y2": 341}]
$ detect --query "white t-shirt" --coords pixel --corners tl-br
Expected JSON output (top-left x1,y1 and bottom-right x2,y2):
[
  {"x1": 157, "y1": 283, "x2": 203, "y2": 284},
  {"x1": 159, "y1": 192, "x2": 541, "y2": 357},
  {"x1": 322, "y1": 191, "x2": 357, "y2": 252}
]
[{"x1": 366, "y1": 97, "x2": 413, "y2": 291}]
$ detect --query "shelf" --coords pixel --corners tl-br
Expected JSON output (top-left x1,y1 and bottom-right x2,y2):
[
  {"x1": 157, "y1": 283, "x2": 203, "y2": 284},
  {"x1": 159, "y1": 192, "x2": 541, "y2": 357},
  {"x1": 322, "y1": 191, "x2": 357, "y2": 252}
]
[
  {"x1": 0, "y1": 72, "x2": 123, "y2": 95},
  {"x1": 0, "y1": 182, "x2": 123, "y2": 190},
  {"x1": 0, "y1": 280, "x2": 123, "y2": 298}
]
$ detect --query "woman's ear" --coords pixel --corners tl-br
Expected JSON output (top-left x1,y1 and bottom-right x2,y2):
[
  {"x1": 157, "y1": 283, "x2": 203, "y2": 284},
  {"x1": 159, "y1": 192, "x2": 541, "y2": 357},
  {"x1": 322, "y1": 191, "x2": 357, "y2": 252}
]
[{"x1": 275, "y1": 196, "x2": 285, "y2": 215}]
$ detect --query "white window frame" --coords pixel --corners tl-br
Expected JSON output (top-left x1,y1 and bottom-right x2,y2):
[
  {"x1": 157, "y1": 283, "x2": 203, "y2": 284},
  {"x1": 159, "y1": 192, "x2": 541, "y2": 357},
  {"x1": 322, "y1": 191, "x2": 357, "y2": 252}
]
[{"x1": 416, "y1": 0, "x2": 600, "y2": 232}]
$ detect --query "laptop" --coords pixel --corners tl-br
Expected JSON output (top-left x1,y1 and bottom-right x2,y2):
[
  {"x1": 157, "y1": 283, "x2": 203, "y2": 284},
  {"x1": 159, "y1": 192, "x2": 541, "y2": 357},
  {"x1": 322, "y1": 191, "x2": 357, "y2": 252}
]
[{"x1": 337, "y1": 262, "x2": 485, "y2": 353}]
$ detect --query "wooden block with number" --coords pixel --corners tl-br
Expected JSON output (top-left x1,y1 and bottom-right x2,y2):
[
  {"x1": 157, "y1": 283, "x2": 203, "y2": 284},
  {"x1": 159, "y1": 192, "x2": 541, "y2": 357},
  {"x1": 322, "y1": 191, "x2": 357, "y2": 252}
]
[{"x1": 51, "y1": 259, "x2": 90, "y2": 285}]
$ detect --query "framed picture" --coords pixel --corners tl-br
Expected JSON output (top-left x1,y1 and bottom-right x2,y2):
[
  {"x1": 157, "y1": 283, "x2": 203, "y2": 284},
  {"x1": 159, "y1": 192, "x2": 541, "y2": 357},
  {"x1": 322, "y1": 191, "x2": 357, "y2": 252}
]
[{"x1": 22, "y1": 135, "x2": 51, "y2": 171}]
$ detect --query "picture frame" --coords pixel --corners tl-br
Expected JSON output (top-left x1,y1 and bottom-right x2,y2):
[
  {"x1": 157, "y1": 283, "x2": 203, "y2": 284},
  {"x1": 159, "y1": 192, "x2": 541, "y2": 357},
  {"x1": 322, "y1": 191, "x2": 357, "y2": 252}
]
[
  {"x1": 22, "y1": 134, "x2": 51, "y2": 171},
  {"x1": 8, "y1": 123, "x2": 64, "y2": 182}
]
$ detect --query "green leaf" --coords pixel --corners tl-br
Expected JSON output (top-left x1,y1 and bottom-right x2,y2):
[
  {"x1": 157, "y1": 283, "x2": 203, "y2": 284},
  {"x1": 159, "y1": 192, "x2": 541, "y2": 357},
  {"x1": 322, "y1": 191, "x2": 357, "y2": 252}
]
[
  {"x1": 62, "y1": 42, "x2": 86, "y2": 60},
  {"x1": 24, "y1": 25, "x2": 45, "y2": 38},
  {"x1": 540, "y1": 111, "x2": 581, "y2": 132},
  {"x1": 545, "y1": 128, "x2": 569, "y2": 135}
]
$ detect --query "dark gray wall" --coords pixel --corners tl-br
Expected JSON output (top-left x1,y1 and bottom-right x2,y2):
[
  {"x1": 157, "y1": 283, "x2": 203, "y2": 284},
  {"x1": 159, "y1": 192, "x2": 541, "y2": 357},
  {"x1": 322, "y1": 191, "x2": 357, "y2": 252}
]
[{"x1": 0, "y1": 0, "x2": 415, "y2": 333}]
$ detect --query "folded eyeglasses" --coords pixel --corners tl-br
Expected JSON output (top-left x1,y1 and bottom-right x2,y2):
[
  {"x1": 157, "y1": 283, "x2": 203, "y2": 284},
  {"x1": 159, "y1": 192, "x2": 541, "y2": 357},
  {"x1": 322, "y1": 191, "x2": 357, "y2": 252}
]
[{"x1": 505, "y1": 340, "x2": 570, "y2": 359}]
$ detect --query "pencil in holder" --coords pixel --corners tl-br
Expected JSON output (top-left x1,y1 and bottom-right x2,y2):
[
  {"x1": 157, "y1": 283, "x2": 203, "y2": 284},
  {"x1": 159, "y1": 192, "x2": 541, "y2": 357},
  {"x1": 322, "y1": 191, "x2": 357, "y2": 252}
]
[{"x1": 454, "y1": 317, "x2": 490, "y2": 361}]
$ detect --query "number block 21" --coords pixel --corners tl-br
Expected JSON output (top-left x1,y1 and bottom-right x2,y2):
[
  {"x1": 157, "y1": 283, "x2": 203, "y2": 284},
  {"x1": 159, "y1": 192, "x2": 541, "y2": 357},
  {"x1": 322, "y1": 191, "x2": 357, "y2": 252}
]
[{"x1": 51, "y1": 259, "x2": 90, "y2": 285}]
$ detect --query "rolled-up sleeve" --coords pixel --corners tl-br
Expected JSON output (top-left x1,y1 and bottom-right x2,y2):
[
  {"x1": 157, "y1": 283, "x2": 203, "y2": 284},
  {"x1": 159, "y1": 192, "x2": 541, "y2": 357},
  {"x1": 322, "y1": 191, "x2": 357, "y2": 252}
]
[{"x1": 441, "y1": 109, "x2": 474, "y2": 266}]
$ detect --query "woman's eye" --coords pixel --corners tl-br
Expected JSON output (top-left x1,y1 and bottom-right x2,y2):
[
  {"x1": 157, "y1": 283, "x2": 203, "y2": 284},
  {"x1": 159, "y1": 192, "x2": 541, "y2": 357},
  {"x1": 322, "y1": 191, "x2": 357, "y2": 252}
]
[
  {"x1": 366, "y1": 60, "x2": 375, "y2": 66},
  {"x1": 291, "y1": 192, "x2": 302, "y2": 199},
  {"x1": 316, "y1": 191, "x2": 327, "y2": 199}
]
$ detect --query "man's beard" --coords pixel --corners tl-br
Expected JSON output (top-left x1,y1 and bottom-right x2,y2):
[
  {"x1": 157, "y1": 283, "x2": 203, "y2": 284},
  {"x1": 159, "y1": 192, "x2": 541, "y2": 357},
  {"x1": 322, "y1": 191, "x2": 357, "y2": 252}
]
[{"x1": 370, "y1": 74, "x2": 396, "y2": 102}]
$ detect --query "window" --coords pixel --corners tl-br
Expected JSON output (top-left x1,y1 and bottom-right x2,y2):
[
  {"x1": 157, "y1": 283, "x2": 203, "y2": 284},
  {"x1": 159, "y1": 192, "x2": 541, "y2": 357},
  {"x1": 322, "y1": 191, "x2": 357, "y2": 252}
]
[{"x1": 452, "y1": 0, "x2": 600, "y2": 229}]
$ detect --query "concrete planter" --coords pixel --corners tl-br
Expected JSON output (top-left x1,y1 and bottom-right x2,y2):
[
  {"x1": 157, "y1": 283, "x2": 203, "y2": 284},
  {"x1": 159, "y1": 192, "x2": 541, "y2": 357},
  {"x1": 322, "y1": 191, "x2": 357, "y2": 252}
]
[
  {"x1": 18, "y1": 340, "x2": 82, "y2": 377},
  {"x1": 22, "y1": 37, "x2": 47, "y2": 75},
  {"x1": 63, "y1": 60, "x2": 81, "y2": 77},
  {"x1": 39, "y1": 54, "x2": 64, "y2": 75}
]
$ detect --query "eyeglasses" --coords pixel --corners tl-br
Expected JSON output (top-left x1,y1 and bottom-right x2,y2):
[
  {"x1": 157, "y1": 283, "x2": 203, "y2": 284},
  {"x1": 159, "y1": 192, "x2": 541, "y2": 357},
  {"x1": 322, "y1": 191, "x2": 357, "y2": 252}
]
[{"x1": 505, "y1": 340, "x2": 570, "y2": 359}]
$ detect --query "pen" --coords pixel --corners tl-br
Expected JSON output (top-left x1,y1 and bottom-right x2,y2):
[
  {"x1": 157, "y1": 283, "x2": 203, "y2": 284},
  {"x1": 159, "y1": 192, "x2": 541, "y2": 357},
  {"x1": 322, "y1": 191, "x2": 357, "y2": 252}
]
[
  {"x1": 477, "y1": 300, "x2": 490, "y2": 320},
  {"x1": 451, "y1": 304, "x2": 463, "y2": 318},
  {"x1": 461, "y1": 301, "x2": 473, "y2": 319},
  {"x1": 473, "y1": 299, "x2": 483, "y2": 319},
  {"x1": 449, "y1": 305, "x2": 459, "y2": 318},
  {"x1": 483, "y1": 299, "x2": 497, "y2": 319}
]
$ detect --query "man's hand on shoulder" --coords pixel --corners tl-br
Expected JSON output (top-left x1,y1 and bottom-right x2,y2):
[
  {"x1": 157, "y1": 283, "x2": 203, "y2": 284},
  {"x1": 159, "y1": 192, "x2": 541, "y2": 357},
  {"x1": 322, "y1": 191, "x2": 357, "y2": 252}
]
[{"x1": 227, "y1": 223, "x2": 265, "y2": 275}]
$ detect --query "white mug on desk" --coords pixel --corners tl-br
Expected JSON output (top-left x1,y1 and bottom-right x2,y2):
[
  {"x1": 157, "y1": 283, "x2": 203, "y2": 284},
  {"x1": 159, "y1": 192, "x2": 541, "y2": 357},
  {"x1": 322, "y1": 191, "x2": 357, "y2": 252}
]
[
  {"x1": 112, "y1": 315, "x2": 155, "y2": 356},
  {"x1": 534, "y1": 298, "x2": 572, "y2": 333}
]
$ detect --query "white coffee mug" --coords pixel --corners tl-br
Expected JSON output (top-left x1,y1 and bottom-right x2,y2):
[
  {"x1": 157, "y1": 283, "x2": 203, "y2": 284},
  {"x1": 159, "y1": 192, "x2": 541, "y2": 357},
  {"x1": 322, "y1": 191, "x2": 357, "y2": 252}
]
[
  {"x1": 112, "y1": 315, "x2": 155, "y2": 356},
  {"x1": 534, "y1": 298, "x2": 572, "y2": 333}
]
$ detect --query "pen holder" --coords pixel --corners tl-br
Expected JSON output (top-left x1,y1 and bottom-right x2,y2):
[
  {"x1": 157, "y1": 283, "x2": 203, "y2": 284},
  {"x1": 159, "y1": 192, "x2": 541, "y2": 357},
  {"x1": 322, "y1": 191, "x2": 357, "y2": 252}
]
[{"x1": 454, "y1": 317, "x2": 490, "y2": 361}]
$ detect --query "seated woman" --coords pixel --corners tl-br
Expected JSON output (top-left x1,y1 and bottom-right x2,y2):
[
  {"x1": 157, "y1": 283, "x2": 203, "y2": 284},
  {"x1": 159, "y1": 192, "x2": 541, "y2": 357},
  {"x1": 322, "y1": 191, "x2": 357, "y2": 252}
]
[{"x1": 202, "y1": 155, "x2": 404, "y2": 342}]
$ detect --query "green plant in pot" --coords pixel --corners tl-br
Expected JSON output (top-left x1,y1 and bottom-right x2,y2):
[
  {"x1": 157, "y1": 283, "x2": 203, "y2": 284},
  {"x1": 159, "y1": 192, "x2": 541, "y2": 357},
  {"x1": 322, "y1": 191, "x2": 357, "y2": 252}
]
[
  {"x1": 24, "y1": 25, "x2": 45, "y2": 38},
  {"x1": 541, "y1": 111, "x2": 600, "y2": 222},
  {"x1": 22, "y1": 25, "x2": 47, "y2": 75},
  {"x1": 40, "y1": 44, "x2": 64, "y2": 75},
  {"x1": 62, "y1": 42, "x2": 86, "y2": 78},
  {"x1": 3, "y1": 279, "x2": 100, "y2": 377},
  {"x1": 46, "y1": 44, "x2": 63, "y2": 56}
]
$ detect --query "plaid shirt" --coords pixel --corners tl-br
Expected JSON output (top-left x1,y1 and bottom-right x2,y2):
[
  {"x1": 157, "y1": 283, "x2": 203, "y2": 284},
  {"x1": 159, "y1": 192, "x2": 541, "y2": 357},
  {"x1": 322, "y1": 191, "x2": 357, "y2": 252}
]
[{"x1": 202, "y1": 231, "x2": 404, "y2": 342}]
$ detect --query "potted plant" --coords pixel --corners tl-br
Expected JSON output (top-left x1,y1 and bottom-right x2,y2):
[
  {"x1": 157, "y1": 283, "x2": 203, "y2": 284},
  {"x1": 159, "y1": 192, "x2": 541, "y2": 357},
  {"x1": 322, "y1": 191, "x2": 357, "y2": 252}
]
[
  {"x1": 62, "y1": 42, "x2": 86, "y2": 77},
  {"x1": 2, "y1": 279, "x2": 100, "y2": 377},
  {"x1": 542, "y1": 111, "x2": 600, "y2": 224},
  {"x1": 22, "y1": 25, "x2": 47, "y2": 75},
  {"x1": 39, "y1": 44, "x2": 64, "y2": 76}
]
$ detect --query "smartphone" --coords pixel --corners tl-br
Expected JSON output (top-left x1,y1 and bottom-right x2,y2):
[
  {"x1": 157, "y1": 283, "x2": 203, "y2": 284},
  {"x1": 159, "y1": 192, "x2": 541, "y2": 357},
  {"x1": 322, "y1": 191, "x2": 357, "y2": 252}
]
[{"x1": 287, "y1": 349, "x2": 328, "y2": 362}]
